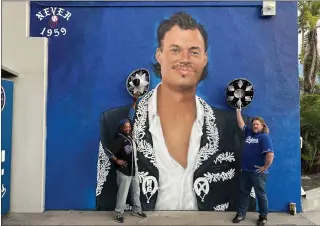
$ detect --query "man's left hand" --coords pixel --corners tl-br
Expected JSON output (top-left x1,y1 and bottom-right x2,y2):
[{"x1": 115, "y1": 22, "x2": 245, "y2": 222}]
[{"x1": 255, "y1": 165, "x2": 267, "y2": 174}]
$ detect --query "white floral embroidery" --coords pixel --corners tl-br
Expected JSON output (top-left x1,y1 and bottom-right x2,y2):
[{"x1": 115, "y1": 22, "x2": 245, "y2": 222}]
[
  {"x1": 203, "y1": 168, "x2": 235, "y2": 183},
  {"x1": 96, "y1": 141, "x2": 111, "y2": 196},
  {"x1": 138, "y1": 171, "x2": 149, "y2": 183},
  {"x1": 195, "y1": 98, "x2": 219, "y2": 170},
  {"x1": 194, "y1": 169, "x2": 235, "y2": 202},
  {"x1": 213, "y1": 202, "x2": 229, "y2": 211},
  {"x1": 250, "y1": 187, "x2": 256, "y2": 199},
  {"x1": 214, "y1": 152, "x2": 235, "y2": 164},
  {"x1": 132, "y1": 90, "x2": 158, "y2": 168},
  {"x1": 193, "y1": 177, "x2": 210, "y2": 202},
  {"x1": 138, "y1": 171, "x2": 159, "y2": 203}
]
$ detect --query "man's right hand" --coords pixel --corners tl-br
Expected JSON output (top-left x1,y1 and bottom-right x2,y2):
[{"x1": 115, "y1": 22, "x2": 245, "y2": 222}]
[{"x1": 116, "y1": 159, "x2": 127, "y2": 168}]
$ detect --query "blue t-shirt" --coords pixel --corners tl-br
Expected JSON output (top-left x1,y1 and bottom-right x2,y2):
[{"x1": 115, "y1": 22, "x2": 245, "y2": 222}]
[{"x1": 241, "y1": 125, "x2": 274, "y2": 174}]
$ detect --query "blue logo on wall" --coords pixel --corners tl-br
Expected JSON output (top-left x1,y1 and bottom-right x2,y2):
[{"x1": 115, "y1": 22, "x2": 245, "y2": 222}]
[
  {"x1": 1, "y1": 86, "x2": 5, "y2": 111},
  {"x1": 35, "y1": 7, "x2": 72, "y2": 37},
  {"x1": 1, "y1": 150, "x2": 6, "y2": 199}
]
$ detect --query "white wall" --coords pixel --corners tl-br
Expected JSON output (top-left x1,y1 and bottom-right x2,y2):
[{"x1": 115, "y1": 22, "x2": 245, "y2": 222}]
[{"x1": 2, "y1": 0, "x2": 48, "y2": 213}]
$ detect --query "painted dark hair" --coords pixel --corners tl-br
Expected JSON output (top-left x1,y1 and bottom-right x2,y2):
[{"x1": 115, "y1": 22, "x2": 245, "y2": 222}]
[{"x1": 152, "y1": 12, "x2": 208, "y2": 80}]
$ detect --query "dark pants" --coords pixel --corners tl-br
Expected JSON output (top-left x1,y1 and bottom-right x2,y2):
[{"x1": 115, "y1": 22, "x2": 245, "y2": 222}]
[{"x1": 237, "y1": 170, "x2": 268, "y2": 217}]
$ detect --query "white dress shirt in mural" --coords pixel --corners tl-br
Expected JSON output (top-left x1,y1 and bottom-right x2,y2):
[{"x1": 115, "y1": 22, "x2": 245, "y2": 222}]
[{"x1": 148, "y1": 84, "x2": 204, "y2": 210}]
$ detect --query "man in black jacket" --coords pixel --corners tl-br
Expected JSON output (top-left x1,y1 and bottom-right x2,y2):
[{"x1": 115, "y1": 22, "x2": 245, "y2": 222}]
[{"x1": 108, "y1": 119, "x2": 147, "y2": 223}]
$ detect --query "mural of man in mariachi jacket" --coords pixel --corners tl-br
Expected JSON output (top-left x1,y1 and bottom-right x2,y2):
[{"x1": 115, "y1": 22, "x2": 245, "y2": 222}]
[{"x1": 96, "y1": 11, "x2": 256, "y2": 212}]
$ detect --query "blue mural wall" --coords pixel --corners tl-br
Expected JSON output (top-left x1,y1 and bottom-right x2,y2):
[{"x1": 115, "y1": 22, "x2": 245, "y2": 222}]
[
  {"x1": 1, "y1": 79, "x2": 14, "y2": 215},
  {"x1": 29, "y1": 1, "x2": 300, "y2": 211}
]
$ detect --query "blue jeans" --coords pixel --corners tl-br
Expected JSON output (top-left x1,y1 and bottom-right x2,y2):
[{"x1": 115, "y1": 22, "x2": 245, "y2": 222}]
[
  {"x1": 115, "y1": 171, "x2": 142, "y2": 215},
  {"x1": 237, "y1": 170, "x2": 268, "y2": 217}
]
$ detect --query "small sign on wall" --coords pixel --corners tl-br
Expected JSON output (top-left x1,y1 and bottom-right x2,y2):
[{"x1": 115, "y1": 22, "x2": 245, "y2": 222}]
[{"x1": 35, "y1": 7, "x2": 72, "y2": 37}]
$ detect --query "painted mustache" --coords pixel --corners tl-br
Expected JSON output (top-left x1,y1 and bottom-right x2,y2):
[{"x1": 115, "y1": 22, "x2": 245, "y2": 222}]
[{"x1": 171, "y1": 64, "x2": 195, "y2": 72}]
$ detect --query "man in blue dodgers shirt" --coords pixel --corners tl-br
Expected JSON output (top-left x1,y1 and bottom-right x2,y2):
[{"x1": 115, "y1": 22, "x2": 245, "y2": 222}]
[{"x1": 233, "y1": 106, "x2": 274, "y2": 226}]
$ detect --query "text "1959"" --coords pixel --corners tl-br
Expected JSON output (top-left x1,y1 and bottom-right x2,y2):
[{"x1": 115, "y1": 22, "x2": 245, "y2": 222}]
[{"x1": 40, "y1": 27, "x2": 67, "y2": 37}]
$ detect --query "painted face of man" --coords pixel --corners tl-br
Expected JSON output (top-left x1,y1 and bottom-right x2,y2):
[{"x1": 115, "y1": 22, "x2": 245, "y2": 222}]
[{"x1": 155, "y1": 25, "x2": 208, "y2": 90}]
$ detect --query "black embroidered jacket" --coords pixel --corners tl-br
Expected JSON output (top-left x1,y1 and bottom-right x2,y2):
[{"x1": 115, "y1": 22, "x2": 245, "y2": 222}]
[{"x1": 96, "y1": 90, "x2": 256, "y2": 211}]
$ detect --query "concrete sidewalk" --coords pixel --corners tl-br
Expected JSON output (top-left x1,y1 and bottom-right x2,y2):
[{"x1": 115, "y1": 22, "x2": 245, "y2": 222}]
[{"x1": 2, "y1": 210, "x2": 320, "y2": 225}]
